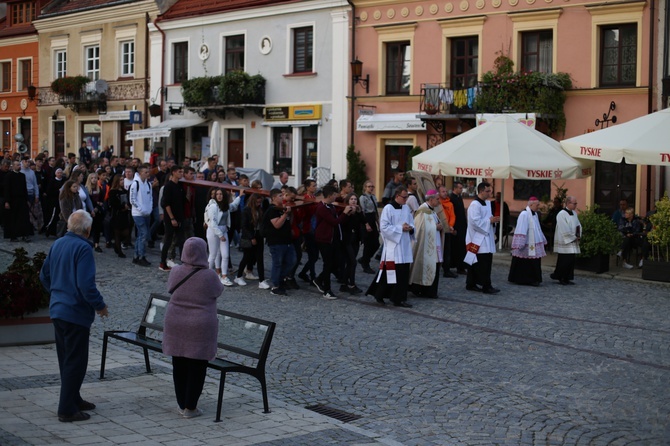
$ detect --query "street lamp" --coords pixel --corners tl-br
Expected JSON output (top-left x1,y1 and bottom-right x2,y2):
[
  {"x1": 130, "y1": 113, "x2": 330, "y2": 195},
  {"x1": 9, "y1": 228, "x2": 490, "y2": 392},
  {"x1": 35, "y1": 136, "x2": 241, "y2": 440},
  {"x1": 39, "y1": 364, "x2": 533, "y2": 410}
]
[{"x1": 351, "y1": 58, "x2": 369, "y2": 94}]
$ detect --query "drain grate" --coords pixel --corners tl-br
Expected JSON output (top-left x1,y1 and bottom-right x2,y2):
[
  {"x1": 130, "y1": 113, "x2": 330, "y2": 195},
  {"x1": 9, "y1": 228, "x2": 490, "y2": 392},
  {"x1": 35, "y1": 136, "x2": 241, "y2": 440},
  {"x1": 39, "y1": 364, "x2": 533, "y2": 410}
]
[{"x1": 305, "y1": 404, "x2": 362, "y2": 423}]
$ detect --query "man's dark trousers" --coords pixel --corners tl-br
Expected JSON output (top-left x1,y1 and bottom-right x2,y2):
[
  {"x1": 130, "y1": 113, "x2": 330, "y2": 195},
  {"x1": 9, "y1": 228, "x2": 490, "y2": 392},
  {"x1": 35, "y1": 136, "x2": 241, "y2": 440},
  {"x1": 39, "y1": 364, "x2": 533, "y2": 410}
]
[
  {"x1": 466, "y1": 253, "x2": 493, "y2": 289},
  {"x1": 161, "y1": 220, "x2": 185, "y2": 265},
  {"x1": 53, "y1": 318, "x2": 90, "y2": 416}
]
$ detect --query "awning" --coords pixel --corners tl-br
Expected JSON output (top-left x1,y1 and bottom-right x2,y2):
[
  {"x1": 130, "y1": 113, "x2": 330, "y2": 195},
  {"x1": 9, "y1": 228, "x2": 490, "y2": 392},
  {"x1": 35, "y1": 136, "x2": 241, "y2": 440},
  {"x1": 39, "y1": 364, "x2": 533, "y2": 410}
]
[
  {"x1": 356, "y1": 113, "x2": 426, "y2": 132},
  {"x1": 126, "y1": 117, "x2": 207, "y2": 140},
  {"x1": 262, "y1": 120, "x2": 321, "y2": 127}
]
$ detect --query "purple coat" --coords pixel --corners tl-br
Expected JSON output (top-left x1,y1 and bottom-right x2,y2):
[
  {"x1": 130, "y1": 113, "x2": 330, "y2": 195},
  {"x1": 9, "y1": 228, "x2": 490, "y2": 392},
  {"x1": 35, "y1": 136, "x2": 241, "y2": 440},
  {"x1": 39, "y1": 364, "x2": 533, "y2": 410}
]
[{"x1": 163, "y1": 238, "x2": 224, "y2": 361}]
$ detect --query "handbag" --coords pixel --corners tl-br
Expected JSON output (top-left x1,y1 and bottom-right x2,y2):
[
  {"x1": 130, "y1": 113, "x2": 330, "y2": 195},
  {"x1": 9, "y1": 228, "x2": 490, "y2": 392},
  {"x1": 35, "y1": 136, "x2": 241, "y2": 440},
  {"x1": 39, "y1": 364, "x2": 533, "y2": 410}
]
[{"x1": 239, "y1": 238, "x2": 253, "y2": 249}]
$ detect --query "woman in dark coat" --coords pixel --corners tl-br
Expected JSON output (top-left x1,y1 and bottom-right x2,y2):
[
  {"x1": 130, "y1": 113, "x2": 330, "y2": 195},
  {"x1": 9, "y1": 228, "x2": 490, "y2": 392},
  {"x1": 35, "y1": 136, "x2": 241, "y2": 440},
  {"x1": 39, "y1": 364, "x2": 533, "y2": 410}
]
[
  {"x1": 340, "y1": 193, "x2": 365, "y2": 294},
  {"x1": 107, "y1": 174, "x2": 131, "y2": 258},
  {"x1": 162, "y1": 237, "x2": 224, "y2": 418}
]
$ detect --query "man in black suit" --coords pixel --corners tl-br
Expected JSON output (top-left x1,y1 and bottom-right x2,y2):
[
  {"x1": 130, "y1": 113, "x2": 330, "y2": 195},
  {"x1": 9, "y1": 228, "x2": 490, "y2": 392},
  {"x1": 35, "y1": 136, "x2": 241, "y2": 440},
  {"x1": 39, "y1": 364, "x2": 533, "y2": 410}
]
[{"x1": 450, "y1": 181, "x2": 468, "y2": 274}]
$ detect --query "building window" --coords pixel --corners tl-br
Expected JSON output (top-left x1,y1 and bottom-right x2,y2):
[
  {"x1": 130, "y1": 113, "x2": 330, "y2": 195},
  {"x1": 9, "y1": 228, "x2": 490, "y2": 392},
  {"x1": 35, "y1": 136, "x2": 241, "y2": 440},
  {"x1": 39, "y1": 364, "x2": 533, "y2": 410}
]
[
  {"x1": 521, "y1": 31, "x2": 553, "y2": 73},
  {"x1": 450, "y1": 37, "x2": 478, "y2": 89},
  {"x1": 18, "y1": 59, "x2": 31, "y2": 91},
  {"x1": 173, "y1": 42, "x2": 188, "y2": 83},
  {"x1": 225, "y1": 35, "x2": 245, "y2": 73},
  {"x1": 0, "y1": 62, "x2": 10, "y2": 92},
  {"x1": 600, "y1": 24, "x2": 637, "y2": 87},
  {"x1": 293, "y1": 27, "x2": 313, "y2": 73},
  {"x1": 386, "y1": 41, "x2": 411, "y2": 95},
  {"x1": 120, "y1": 41, "x2": 135, "y2": 77},
  {"x1": 11, "y1": 2, "x2": 35, "y2": 25},
  {"x1": 1, "y1": 120, "x2": 10, "y2": 149},
  {"x1": 55, "y1": 50, "x2": 67, "y2": 79},
  {"x1": 273, "y1": 127, "x2": 293, "y2": 175},
  {"x1": 85, "y1": 45, "x2": 100, "y2": 81}
]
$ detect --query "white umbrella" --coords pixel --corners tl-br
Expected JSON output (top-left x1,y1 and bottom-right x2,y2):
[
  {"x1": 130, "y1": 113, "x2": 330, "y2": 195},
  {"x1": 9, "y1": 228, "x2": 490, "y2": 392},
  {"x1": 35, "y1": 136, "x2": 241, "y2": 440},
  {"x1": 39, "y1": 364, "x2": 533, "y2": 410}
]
[
  {"x1": 210, "y1": 121, "x2": 221, "y2": 160},
  {"x1": 413, "y1": 115, "x2": 594, "y2": 180},
  {"x1": 412, "y1": 114, "x2": 593, "y2": 249},
  {"x1": 560, "y1": 108, "x2": 670, "y2": 165}
]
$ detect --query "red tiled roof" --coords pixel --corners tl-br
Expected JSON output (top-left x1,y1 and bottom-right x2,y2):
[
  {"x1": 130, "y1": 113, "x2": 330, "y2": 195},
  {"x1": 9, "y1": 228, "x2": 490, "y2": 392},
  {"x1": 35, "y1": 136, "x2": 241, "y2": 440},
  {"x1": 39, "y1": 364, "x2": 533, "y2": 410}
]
[
  {"x1": 0, "y1": 23, "x2": 36, "y2": 38},
  {"x1": 40, "y1": 0, "x2": 141, "y2": 18},
  {"x1": 160, "y1": 0, "x2": 301, "y2": 21}
]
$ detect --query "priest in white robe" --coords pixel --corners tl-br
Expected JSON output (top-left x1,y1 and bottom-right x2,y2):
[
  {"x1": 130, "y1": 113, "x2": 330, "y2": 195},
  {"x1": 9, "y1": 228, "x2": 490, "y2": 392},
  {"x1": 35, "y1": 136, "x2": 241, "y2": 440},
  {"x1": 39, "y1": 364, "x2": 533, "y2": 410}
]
[
  {"x1": 465, "y1": 181, "x2": 500, "y2": 294},
  {"x1": 550, "y1": 196, "x2": 581, "y2": 285},
  {"x1": 409, "y1": 190, "x2": 443, "y2": 298},
  {"x1": 508, "y1": 197, "x2": 547, "y2": 286},
  {"x1": 366, "y1": 186, "x2": 414, "y2": 307}
]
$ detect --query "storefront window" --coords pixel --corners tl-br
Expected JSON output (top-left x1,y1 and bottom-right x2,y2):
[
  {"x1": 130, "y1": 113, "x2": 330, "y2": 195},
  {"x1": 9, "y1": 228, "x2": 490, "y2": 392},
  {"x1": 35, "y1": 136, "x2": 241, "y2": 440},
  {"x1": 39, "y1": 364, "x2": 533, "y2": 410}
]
[
  {"x1": 81, "y1": 122, "x2": 101, "y2": 156},
  {"x1": 273, "y1": 126, "x2": 292, "y2": 175},
  {"x1": 301, "y1": 125, "x2": 317, "y2": 182}
]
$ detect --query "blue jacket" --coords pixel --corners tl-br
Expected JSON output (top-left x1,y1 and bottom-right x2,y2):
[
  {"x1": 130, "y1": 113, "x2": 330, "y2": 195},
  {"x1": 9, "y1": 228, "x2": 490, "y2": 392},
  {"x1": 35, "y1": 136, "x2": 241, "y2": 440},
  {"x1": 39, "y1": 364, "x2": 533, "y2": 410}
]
[{"x1": 40, "y1": 232, "x2": 106, "y2": 328}]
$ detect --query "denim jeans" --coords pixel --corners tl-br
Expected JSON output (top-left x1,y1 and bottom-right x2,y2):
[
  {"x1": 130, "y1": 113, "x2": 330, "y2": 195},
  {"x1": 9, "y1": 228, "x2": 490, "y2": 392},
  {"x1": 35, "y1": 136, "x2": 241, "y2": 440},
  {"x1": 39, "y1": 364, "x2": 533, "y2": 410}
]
[
  {"x1": 268, "y1": 243, "x2": 296, "y2": 288},
  {"x1": 133, "y1": 215, "x2": 151, "y2": 258}
]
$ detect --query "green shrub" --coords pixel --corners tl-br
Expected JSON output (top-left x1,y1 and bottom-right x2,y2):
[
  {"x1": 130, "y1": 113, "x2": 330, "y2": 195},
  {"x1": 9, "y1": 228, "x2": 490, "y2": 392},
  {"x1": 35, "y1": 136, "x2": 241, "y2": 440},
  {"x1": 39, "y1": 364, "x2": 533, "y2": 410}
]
[{"x1": 577, "y1": 205, "x2": 622, "y2": 257}]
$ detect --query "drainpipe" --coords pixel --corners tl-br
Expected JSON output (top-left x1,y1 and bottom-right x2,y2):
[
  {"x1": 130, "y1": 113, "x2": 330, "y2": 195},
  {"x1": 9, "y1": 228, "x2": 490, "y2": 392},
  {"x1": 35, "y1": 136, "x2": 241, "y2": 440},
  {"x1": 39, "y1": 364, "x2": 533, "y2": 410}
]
[
  {"x1": 646, "y1": 0, "x2": 655, "y2": 211},
  {"x1": 152, "y1": 16, "x2": 167, "y2": 117},
  {"x1": 347, "y1": 0, "x2": 356, "y2": 148}
]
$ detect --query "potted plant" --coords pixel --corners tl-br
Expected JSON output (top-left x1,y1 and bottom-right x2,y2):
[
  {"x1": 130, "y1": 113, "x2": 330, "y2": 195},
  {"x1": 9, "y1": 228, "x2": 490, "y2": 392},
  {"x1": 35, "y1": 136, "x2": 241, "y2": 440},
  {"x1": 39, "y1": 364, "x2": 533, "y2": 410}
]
[
  {"x1": 575, "y1": 205, "x2": 622, "y2": 273},
  {"x1": 642, "y1": 193, "x2": 670, "y2": 282},
  {"x1": 0, "y1": 248, "x2": 53, "y2": 346},
  {"x1": 50, "y1": 76, "x2": 89, "y2": 100}
]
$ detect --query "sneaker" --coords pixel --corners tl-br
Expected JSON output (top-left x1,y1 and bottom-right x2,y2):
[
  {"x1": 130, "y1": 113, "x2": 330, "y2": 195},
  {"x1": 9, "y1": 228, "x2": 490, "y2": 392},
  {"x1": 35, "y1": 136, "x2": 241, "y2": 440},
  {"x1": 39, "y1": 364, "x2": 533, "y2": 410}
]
[
  {"x1": 298, "y1": 272, "x2": 311, "y2": 283},
  {"x1": 616, "y1": 250, "x2": 622, "y2": 258},
  {"x1": 259, "y1": 280, "x2": 271, "y2": 290},
  {"x1": 167, "y1": 259, "x2": 177, "y2": 268},
  {"x1": 270, "y1": 287, "x2": 287, "y2": 296},
  {"x1": 132, "y1": 257, "x2": 139, "y2": 265},
  {"x1": 312, "y1": 278, "x2": 325, "y2": 293},
  {"x1": 94, "y1": 246, "x2": 103, "y2": 253},
  {"x1": 639, "y1": 259, "x2": 644, "y2": 268},
  {"x1": 234, "y1": 277, "x2": 247, "y2": 286},
  {"x1": 285, "y1": 278, "x2": 300, "y2": 290},
  {"x1": 244, "y1": 271, "x2": 259, "y2": 280},
  {"x1": 622, "y1": 261, "x2": 634, "y2": 270},
  {"x1": 182, "y1": 408, "x2": 202, "y2": 419},
  {"x1": 138, "y1": 257, "x2": 151, "y2": 267},
  {"x1": 348, "y1": 285, "x2": 363, "y2": 295},
  {"x1": 221, "y1": 277, "x2": 234, "y2": 286},
  {"x1": 123, "y1": 244, "x2": 130, "y2": 250},
  {"x1": 159, "y1": 263, "x2": 171, "y2": 272},
  {"x1": 323, "y1": 290, "x2": 337, "y2": 300},
  {"x1": 229, "y1": 267, "x2": 238, "y2": 275}
]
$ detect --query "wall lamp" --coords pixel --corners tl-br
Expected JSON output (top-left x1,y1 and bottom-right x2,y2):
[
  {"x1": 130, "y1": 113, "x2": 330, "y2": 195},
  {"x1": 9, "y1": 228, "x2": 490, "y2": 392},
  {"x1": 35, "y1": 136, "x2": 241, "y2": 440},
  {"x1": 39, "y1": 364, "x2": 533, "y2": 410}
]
[
  {"x1": 351, "y1": 58, "x2": 369, "y2": 94},
  {"x1": 149, "y1": 87, "x2": 168, "y2": 117},
  {"x1": 52, "y1": 109, "x2": 59, "y2": 121},
  {"x1": 27, "y1": 85, "x2": 37, "y2": 101}
]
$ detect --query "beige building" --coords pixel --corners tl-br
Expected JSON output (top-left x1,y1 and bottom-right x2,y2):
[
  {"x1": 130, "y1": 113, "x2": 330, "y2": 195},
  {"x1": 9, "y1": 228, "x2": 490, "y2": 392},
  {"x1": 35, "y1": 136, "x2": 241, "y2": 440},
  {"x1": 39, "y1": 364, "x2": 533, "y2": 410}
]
[{"x1": 33, "y1": 0, "x2": 168, "y2": 161}]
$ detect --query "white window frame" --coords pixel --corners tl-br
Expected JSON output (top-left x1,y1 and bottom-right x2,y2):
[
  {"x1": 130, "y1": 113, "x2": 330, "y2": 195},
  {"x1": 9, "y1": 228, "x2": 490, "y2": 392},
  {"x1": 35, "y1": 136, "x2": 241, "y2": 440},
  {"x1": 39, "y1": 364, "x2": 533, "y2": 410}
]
[
  {"x1": 120, "y1": 40, "x2": 135, "y2": 77},
  {"x1": 85, "y1": 44, "x2": 100, "y2": 81},
  {"x1": 54, "y1": 49, "x2": 67, "y2": 79},
  {"x1": 220, "y1": 32, "x2": 246, "y2": 74}
]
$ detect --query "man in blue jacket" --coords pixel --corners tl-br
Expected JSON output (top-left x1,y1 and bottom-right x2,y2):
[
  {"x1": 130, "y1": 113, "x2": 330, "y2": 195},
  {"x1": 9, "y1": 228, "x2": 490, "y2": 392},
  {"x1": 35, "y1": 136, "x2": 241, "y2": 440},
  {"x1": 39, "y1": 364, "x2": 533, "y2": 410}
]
[{"x1": 40, "y1": 210, "x2": 109, "y2": 422}]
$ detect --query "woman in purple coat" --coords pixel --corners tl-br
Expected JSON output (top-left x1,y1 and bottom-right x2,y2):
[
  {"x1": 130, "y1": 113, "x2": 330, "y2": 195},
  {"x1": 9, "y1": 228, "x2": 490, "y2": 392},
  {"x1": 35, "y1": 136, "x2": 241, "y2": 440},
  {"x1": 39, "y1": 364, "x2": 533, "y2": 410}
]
[{"x1": 163, "y1": 237, "x2": 224, "y2": 418}]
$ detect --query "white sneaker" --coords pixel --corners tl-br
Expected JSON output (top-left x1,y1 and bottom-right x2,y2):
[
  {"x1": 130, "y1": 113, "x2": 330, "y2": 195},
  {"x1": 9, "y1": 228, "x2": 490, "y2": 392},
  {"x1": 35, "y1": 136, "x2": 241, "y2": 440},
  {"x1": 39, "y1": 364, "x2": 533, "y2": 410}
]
[
  {"x1": 167, "y1": 259, "x2": 177, "y2": 268},
  {"x1": 616, "y1": 250, "x2": 622, "y2": 258},
  {"x1": 622, "y1": 261, "x2": 634, "y2": 270},
  {"x1": 234, "y1": 277, "x2": 247, "y2": 286},
  {"x1": 221, "y1": 277, "x2": 234, "y2": 286},
  {"x1": 259, "y1": 280, "x2": 271, "y2": 290},
  {"x1": 244, "y1": 271, "x2": 259, "y2": 280},
  {"x1": 638, "y1": 259, "x2": 644, "y2": 268}
]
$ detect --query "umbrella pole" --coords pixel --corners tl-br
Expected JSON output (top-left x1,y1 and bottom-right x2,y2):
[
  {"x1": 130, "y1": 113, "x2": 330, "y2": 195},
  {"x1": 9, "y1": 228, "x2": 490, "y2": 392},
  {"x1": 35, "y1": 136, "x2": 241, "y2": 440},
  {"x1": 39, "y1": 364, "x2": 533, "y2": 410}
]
[{"x1": 498, "y1": 180, "x2": 505, "y2": 251}]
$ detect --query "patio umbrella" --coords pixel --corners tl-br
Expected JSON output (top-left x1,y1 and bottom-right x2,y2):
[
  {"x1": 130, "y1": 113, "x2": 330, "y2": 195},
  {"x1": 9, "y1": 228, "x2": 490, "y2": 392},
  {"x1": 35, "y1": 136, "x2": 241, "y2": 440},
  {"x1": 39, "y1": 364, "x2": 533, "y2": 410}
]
[
  {"x1": 412, "y1": 114, "x2": 593, "y2": 248},
  {"x1": 210, "y1": 121, "x2": 221, "y2": 159},
  {"x1": 560, "y1": 108, "x2": 670, "y2": 165}
]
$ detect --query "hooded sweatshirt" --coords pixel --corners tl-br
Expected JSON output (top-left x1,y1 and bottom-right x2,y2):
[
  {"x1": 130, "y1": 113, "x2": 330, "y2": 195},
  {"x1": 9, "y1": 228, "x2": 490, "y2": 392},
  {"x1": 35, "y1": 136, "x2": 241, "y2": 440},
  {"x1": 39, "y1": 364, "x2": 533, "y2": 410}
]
[{"x1": 129, "y1": 172, "x2": 153, "y2": 217}]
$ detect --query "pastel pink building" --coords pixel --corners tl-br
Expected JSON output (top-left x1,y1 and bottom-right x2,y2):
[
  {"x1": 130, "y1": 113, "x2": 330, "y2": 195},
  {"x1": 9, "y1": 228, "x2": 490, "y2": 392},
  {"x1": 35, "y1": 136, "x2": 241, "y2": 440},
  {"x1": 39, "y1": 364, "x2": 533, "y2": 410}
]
[{"x1": 349, "y1": 0, "x2": 663, "y2": 216}]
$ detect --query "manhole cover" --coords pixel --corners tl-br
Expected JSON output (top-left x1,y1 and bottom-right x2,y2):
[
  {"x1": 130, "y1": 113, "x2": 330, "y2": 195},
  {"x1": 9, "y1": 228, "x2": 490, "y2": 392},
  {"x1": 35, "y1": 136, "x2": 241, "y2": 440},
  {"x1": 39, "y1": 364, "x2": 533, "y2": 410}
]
[{"x1": 305, "y1": 404, "x2": 362, "y2": 423}]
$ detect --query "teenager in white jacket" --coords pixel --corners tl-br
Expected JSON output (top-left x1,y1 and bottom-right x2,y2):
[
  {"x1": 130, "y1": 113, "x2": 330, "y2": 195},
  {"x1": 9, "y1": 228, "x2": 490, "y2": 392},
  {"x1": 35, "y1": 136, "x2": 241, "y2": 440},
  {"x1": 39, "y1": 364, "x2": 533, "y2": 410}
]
[
  {"x1": 129, "y1": 165, "x2": 154, "y2": 266},
  {"x1": 205, "y1": 188, "x2": 241, "y2": 285}
]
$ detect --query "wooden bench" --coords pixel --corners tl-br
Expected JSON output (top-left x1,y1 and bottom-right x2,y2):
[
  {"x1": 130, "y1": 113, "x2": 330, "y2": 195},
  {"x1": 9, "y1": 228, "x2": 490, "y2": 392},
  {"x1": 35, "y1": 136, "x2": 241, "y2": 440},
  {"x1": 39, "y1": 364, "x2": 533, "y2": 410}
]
[{"x1": 99, "y1": 293, "x2": 276, "y2": 422}]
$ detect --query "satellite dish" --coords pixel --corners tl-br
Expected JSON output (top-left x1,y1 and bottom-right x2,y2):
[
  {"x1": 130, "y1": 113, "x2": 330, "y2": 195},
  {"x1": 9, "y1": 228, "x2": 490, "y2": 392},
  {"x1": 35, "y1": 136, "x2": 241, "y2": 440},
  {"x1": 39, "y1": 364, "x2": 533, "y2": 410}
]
[
  {"x1": 17, "y1": 143, "x2": 28, "y2": 154},
  {"x1": 14, "y1": 133, "x2": 24, "y2": 142},
  {"x1": 95, "y1": 79, "x2": 109, "y2": 94}
]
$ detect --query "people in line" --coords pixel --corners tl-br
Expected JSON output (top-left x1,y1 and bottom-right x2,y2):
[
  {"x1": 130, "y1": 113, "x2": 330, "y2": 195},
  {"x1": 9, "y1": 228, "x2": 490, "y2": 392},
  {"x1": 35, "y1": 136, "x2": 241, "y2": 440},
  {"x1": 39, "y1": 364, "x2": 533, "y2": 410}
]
[
  {"x1": 465, "y1": 181, "x2": 500, "y2": 294},
  {"x1": 366, "y1": 186, "x2": 414, "y2": 307},
  {"x1": 550, "y1": 196, "x2": 581, "y2": 285},
  {"x1": 508, "y1": 197, "x2": 547, "y2": 286},
  {"x1": 162, "y1": 237, "x2": 223, "y2": 419},
  {"x1": 409, "y1": 189, "x2": 443, "y2": 298}
]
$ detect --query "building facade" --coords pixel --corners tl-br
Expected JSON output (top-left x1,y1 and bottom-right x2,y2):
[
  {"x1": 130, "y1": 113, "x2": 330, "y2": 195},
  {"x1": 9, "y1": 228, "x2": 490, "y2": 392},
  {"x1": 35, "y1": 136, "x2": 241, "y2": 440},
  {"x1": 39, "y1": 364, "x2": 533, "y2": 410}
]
[
  {"x1": 350, "y1": 0, "x2": 662, "y2": 216},
  {"x1": 139, "y1": 0, "x2": 350, "y2": 185}
]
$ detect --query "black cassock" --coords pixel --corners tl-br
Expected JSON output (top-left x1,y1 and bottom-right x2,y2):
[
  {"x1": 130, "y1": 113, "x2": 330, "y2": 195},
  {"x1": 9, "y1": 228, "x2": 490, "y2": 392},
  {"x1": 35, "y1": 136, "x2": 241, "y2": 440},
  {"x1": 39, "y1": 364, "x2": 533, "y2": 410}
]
[{"x1": 4, "y1": 170, "x2": 32, "y2": 238}]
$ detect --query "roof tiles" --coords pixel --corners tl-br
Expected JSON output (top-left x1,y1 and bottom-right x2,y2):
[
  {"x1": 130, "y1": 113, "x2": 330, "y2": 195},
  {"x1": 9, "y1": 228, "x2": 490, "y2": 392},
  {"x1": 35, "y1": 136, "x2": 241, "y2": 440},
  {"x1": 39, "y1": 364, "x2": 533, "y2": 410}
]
[{"x1": 160, "y1": 0, "x2": 301, "y2": 21}]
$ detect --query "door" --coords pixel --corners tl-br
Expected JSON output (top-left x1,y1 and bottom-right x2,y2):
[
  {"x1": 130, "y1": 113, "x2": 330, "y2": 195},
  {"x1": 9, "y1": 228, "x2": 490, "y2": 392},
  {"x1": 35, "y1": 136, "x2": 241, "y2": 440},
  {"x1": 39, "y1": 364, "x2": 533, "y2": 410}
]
[
  {"x1": 53, "y1": 121, "x2": 65, "y2": 159},
  {"x1": 227, "y1": 129, "x2": 243, "y2": 168},
  {"x1": 119, "y1": 121, "x2": 133, "y2": 158},
  {"x1": 383, "y1": 143, "x2": 412, "y2": 187},
  {"x1": 594, "y1": 160, "x2": 636, "y2": 215}
]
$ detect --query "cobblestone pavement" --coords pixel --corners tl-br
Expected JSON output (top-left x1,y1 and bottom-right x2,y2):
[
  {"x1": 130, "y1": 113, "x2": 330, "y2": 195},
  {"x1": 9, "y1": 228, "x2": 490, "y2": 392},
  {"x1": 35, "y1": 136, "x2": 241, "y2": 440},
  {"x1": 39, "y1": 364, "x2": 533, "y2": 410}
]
[{"x1": 1, "y1": 236, "x2": 669, "y2": 445}]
